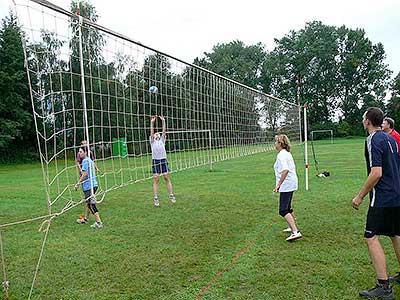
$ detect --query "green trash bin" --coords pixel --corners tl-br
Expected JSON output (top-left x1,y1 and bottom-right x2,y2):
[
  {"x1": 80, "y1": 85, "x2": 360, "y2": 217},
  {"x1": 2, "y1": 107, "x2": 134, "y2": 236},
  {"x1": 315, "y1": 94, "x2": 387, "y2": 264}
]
[{"x1": 112, "y1": 138, "x2": 128, "y2": 157}]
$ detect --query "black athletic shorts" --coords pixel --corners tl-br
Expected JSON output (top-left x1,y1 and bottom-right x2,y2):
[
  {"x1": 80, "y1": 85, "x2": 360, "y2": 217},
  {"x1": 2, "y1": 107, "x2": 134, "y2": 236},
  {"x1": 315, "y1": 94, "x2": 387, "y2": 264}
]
[
  {"x1": 364, "y1": 206, "x2": 400, "y2": 238},
  {"x1": 152, "y1": 158, "x2": 169, "y2": 174},
  {"x1": 83, "y1": 186, "x2": 98, "y2": 204}
]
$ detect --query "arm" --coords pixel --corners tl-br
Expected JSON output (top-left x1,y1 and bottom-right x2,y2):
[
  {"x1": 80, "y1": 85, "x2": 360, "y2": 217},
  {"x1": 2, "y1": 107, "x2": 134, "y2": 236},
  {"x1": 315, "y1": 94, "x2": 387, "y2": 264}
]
[
  {"x1": 74, "y1": 170, "x2": 88, "y2": 190},
  {"x1": 76, "y1": 160, "x2": 82, "y2": 174},
  {"x1": 90, "y1": 150, "x2": 100, "y2": 173},
  {"x1": 159, "y1": 116, "x2": 166, "y2": 138},
  {"x1": 352, "y1": 167, "x2": 382, "y2": 209},
  {"x1": 94, "y1": 162, "x2": 100, "y2": 173},
  {"x1": 274, "y1": 170, "x2": 289, "y2": 192},
  {"x1": 150, "y1": 116, "x2": 156, "y2": 138}
]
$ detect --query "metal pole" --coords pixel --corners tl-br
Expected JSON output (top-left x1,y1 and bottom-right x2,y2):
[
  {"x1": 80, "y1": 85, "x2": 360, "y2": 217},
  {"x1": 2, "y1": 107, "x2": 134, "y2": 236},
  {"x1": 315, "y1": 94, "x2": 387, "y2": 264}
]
[
  {"x1": 77, "y1": 3, "x2": 95, "y2": 198},
  {"x1": 208, "y1": 130, "x2": 212, "y2": 171},
  {"x1": 297, "y1": 74, "x2": 302, "y2": 143},
  {"x1": 0, "y1": 231, "x2": 9, "y2": 300},
  {"x1": 304, "y1": 104, "x2": 309, "y2": 191}
]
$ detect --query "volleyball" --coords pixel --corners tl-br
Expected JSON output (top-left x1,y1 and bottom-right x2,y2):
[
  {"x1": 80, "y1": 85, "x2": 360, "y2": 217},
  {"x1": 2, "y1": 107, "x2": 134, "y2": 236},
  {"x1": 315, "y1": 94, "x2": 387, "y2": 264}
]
[{"x1": 149, "y1": 86, "x2": 158, "y2": 94}]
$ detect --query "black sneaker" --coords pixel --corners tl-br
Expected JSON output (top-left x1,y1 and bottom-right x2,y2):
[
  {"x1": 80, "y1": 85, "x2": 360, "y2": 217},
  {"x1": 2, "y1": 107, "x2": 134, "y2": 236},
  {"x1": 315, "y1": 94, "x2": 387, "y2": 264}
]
[
  {"x1": 359, "y1": 283, "x2": 394, "y2": 299},
  {"x1": 389, "y1": 272, "x2": 400, "y2": 285}
]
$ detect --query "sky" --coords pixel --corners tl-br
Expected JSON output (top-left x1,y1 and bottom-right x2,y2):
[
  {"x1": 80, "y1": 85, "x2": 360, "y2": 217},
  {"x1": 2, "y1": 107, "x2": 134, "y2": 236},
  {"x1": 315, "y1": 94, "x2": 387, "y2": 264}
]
[{"x1": 1, "y1": 0, "x2": 400, "y2": 78}]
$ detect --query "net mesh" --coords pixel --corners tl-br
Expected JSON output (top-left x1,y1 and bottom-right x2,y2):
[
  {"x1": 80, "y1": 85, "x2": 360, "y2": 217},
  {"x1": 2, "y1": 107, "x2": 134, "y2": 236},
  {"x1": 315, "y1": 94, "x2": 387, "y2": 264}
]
[
  {"x1": 2, "y1": 0, "x2": 302, "y2": 298},
  {"x1": 14, "y1": 0, "x2": 301, "y2": 218}
]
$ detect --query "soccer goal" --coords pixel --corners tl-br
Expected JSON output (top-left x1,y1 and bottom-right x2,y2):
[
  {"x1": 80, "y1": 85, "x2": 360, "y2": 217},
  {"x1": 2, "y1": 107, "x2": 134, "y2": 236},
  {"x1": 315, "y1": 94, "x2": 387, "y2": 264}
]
[
  {"x1": 2, "y1": 0, "x2": 302, "y2": 298},
  {"x1": 310, "y1": 130, "x2": 334, "y2": 143}
]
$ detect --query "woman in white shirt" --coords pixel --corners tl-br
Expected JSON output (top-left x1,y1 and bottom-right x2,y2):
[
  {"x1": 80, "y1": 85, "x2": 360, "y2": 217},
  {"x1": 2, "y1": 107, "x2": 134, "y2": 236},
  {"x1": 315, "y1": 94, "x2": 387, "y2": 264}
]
[
  {"x1": 150, "y1": 116, "x2": 176, "y2": 207},
  {"x1": 273, "y1": 134, "x2": 302, "y2": 241}
]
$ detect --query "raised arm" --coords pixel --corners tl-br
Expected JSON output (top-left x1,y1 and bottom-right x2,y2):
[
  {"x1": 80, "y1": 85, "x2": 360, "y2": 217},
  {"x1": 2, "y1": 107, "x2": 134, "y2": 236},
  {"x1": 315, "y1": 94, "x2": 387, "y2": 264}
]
[
  {"x1": 159, "y1": 116, "x2": 166, "y2": 138},
  {"x1": 150, "y1": 116, "x2": 156, "y2": 138}
]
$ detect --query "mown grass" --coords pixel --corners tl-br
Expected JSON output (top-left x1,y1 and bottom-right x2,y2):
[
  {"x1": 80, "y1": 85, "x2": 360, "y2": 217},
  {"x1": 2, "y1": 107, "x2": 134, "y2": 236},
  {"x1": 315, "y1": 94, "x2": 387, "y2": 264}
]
[{"x1": 0, "y1": 138, "x2": 399, "y2": 300}]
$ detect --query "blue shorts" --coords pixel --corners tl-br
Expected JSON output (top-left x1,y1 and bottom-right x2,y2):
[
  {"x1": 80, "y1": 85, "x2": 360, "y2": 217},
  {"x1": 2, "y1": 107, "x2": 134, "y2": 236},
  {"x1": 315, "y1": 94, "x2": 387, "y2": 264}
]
[{"x1": 152, "y1": 159, "x2": 169, "y2": 174}]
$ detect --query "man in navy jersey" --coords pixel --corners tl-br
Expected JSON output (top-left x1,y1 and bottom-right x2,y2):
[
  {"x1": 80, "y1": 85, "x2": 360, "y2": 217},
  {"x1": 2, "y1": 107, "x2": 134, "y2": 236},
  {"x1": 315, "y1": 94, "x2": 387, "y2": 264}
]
[{"x1": 352, "y1": 107, "x2": 400, "y2": 299}]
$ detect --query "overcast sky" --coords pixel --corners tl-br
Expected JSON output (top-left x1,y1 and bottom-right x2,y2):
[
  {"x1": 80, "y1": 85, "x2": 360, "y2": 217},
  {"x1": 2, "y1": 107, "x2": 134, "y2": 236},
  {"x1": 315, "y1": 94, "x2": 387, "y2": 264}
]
[{"x1": 2, "y1": 0, "x2": 400, "y2": 78}]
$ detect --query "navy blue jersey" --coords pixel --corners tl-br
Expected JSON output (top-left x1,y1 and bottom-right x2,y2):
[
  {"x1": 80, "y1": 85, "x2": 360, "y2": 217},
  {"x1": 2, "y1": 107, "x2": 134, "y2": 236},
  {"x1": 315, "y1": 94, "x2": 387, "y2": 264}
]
[{"x1": 364, "y1": 130, "x2": 400, "y2": 207}]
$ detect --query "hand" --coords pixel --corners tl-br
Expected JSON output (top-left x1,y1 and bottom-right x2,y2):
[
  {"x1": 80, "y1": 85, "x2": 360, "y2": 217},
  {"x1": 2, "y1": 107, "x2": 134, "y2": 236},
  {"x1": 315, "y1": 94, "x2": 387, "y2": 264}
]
[
  {"x1": 273, "y1": 185, "x2": 280, "y2": 193},
  {"x1": 352, "y1": 195, "x2": 363, "y2": 210},
  {"x1": 159, "y1": 116, "x2": 165, "y2": 121},
  {"x1": 74, "y1": 183, "x2": 80, "y2": 191},
  {"x1": 151, "y1": 116, "x2": 156, "y2": 123}
]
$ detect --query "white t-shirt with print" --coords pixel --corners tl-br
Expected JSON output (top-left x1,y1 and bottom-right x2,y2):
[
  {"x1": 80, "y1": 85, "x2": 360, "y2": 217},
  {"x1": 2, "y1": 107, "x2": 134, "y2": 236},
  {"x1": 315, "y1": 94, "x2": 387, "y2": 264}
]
[{"x1": 274, "y1": 149, "x2": 298, "y2": 192}]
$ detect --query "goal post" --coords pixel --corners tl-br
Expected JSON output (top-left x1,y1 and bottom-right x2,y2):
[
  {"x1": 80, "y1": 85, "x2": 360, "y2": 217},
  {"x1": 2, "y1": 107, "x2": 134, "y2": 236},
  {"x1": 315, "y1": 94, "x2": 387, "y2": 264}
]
[{"x1": 310, "y1": 130, "x2": 334, "y2": 143}]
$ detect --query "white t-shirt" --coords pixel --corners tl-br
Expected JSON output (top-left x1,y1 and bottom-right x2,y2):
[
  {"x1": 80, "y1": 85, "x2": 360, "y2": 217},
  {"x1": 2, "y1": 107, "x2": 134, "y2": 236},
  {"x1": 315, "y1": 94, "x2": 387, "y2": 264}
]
[
  {"x1": 274, "y1": 149, "x2": 298, "y2": 192},
  {"x1": 150, "y1": 136, "x2": 167, "y2": 159}
]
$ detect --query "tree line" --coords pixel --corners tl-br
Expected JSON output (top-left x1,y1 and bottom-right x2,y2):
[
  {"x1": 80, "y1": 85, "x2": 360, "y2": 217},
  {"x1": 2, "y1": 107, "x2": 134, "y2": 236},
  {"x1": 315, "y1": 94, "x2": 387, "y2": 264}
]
[{"x1": 0, "y1": 1, "x2": 399, "y2": 163}]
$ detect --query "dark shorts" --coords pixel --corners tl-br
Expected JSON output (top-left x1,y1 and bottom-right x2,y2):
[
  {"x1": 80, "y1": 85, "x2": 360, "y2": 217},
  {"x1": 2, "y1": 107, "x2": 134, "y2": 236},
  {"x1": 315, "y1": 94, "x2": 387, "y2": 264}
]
[
  {"x1": 83, "y1": 186, "x2": 98, "y2": 204},
  {"x1": 279, "y1": 191, "x2": 294, "y2": 217},
  {"x1": 364, "y1": 206, "x2": 400, "y2": 238},
  {"x1": 152, "y1": 158, "x2": 169, "y2": 174}
]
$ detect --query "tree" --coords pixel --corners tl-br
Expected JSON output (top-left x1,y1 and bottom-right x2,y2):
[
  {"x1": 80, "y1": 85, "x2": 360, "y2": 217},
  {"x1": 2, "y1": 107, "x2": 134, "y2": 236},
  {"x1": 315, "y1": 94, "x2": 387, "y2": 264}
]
[
  {"x1": 194, "y1": 40, "x2": 266, "y2": 89},
  {"x1": 336, "y1": 26, "x2": 391, "y2": 133},
  {"x1": 261, "y1": 22, "x2": 339, "y2": 127},
  {"x1": 193, "y1": 41, "x2": 266, "y2": 145},
  {"x1": 260, "y1": 21, "x2": 391, "y2": 133},
  {"x1": 0, "y1": 12, "x2": 35, "y2": 158},
  {"x1": 387, "y1": 72, "x2": 400, "y2": 129}
]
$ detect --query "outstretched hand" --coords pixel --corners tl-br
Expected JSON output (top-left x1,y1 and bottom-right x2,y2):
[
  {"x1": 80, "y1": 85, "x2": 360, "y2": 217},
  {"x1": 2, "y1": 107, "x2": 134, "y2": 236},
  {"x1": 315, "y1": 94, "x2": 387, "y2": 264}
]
[{"x1": 159, "y1": 115, "x2": 165, "y2": 121}]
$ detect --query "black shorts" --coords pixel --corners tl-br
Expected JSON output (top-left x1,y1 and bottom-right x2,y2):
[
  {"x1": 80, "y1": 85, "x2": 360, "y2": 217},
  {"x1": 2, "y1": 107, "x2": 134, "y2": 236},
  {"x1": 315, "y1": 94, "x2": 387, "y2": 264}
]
[
  {"x1": 83, "y1": 186, "x2": 98, "y2": 204},
  {"x1": 152, "y1": 159, "x2": 169, "y2": 174},
  {"x1": 364, "y1": 206, "x2": 400, "y2": 238}
]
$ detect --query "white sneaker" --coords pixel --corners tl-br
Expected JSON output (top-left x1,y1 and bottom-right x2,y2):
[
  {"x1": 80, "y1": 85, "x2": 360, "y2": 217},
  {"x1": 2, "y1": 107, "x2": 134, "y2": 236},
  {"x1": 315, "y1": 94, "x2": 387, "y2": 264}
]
[
  {"x1": 154, "y1": 198, "x2": 160, "y2": 207},
  {"x1": 286, "y1": 231, "x2": 302, "y2": 241},
  {"x1": 91, "y1": 222, "x2": 103, "y2": 229},
  {"x1": 282, "y1": 227, "x2": 292, "y2": 232},
  {"x1": 169, "y1": 194, "x2": 176, "y2": 203}
]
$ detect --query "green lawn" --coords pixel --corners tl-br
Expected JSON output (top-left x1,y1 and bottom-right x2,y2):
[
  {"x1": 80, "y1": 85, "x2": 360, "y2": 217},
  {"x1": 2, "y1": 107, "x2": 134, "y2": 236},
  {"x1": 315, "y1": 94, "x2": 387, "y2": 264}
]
[{"x1": 0, "y1": 138, "x2": 399, "y2": 300}]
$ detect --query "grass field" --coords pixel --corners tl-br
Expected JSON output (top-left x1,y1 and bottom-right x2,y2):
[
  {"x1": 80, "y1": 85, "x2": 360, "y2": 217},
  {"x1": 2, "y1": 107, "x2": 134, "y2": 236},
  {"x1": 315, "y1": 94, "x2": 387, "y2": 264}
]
[{"x1": 0, "y1": 138, "x2": 399, "y2": 300}]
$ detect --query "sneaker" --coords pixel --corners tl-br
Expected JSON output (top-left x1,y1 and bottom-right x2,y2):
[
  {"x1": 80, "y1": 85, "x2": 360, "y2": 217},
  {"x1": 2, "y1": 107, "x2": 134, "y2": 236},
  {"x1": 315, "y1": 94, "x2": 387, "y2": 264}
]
[
  {"x1": 76, "y1": 217, "x2": 88, "y2": 224},
  {"x1": 154, "y1": 198, "x2": 160, "y2": 207},
  {"x1": 359, "y1": 283, "x2": 394, "y2": 299},
  {"x1": 169, "y1": 194, "x2": 176, "y2": 203},
  {"x1": 286, "y1": 231, "x2": 302, "y2": 241},
  {"x1": 389, "y1": 273, "x2": 400, "y2": 285},
  {"x1": 90, "y1": 222, "x2": 103, "y2": 229},
  {"x1": 282, "y1": 227, "x2": 292, "y2": 232}
]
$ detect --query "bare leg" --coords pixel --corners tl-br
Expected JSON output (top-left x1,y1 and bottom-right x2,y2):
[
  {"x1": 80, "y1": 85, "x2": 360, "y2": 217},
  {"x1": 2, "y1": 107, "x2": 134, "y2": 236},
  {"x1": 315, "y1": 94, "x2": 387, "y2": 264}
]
[
  {"x1": 284, "y1": 213, "x2": 298, "y2": 232},
  {"x1": 84, "y1": 206, "x2": 90, "y2": 220},
  {"x1": 366, "y1": 236, "x2": 388, "y2": 280},
  {"x1": 153, "y1": 174, "x2": 160, "y2": 198},
  {"x1": 163, "y1": 173, "x2": 173, "y2": 195},
  {"x1": 94, "y1": 212, "x2": 101, "y2": 223},
  {"x1": 390, "y1": 236, "x2": 400, "y2": 264}
]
